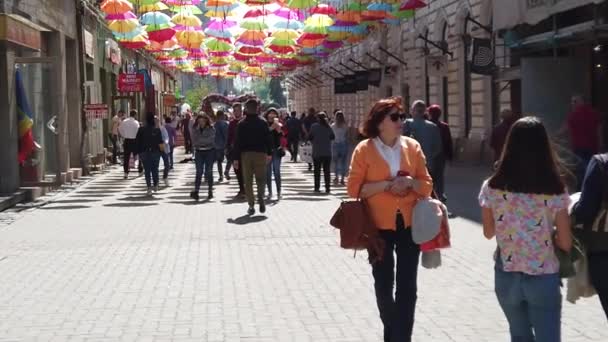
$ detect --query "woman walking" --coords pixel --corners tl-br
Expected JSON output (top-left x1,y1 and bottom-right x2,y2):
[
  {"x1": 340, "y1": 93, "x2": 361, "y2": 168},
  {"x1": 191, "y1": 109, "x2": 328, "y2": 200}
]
[
  {"x1": 347, "y1": 97, "x2": 433, "y2": 342},
  {"x1": 479, "y1": 117, "x2": 572, "y2": 341},
  {"x1": 190, "y1": 114, "x2": 216, "y2": 201},
  {"x1": 310, "y1": 112, "x2": 334, "y2": 193},
  {"x1": 265, "y1": 108, "x2": 284, "y2": 199},
  {"x1": 331, "y1": 111, "x2": 348, "y2": 185},
  {"x1": 158, "y1": 117, "x2": 171, "y2": 187},
  {"x1": 136, "y1": 113, "x2": 164, "y2": 195},
  {"x1": 164, "y1": 116, "x2": 177, "y2": 170}
]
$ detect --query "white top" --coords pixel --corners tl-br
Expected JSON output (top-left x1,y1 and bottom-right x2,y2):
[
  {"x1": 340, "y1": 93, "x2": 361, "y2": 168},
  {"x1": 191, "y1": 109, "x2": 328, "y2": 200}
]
[
  {"x1": 111, "y1": 115, "x2": 122, "y2": 135},
  {"x1": 373, "y1": 137, "x2": 402, "y2": 177},
  {"x1": 118, "y1": 117, "x2": 140, "y2": 139},
  {"x1": 331, "y1": 123, "x2": 348, "y2": 144}
]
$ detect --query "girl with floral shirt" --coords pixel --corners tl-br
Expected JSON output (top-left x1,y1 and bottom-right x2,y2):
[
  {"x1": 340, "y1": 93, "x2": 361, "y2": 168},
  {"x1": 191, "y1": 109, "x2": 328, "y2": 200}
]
[{"x1": 479, "y1": 117, "x2": 572, "y2": 342}]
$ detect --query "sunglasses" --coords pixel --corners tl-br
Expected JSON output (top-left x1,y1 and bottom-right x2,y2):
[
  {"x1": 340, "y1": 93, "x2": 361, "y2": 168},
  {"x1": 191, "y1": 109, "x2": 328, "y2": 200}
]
[{"x1": 389, "y1": 113, "x2": 401, "y2": 122}]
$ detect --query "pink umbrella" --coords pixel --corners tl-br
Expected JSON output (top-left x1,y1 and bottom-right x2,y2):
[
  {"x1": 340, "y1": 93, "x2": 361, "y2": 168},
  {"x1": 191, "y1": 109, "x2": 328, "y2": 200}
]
[
  {"x1": 273, "y1": 7, "x2": 303, "y2": 21},
  {"x1": 205, "y1": 19, "x2": 237, "y2": 30},
  {"x1": 106, "y1": 11, "x2": 137, "y2": 20}
]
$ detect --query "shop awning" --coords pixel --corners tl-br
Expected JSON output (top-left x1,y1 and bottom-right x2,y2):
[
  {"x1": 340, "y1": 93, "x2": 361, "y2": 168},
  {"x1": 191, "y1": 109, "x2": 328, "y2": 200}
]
[
  {"x1": 0, "y1": 14, "x2": 49, "y2": 50},
  {"x1": 493, "y1": 0, "x2": 606, "y2": 31}
]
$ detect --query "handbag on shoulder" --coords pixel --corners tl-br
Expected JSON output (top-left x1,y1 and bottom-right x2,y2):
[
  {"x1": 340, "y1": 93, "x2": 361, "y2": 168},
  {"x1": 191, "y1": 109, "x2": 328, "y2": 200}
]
[{"x1": 330, "y1": 192, "x2": 385, "y2": 263}]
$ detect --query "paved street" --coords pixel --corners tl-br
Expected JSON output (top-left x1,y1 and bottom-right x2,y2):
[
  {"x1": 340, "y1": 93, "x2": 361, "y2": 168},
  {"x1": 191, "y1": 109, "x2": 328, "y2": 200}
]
[{"x1": 0, "y1": 150, "x2": 606, "y2": 342}]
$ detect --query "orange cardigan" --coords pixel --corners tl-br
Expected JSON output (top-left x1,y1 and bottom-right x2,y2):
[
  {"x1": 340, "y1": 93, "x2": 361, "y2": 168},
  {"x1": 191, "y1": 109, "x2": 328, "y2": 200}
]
[{"x1": 347, "y1": 137, "x2": 433, "y2": 230}]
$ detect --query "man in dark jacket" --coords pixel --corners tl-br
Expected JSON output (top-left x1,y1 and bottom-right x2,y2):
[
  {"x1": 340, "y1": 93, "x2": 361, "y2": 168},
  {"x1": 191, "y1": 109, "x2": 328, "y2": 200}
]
[
  {"x1": 225, "y1": 103, "x2": 244, "y2": 196},
  {"x1": 428, "y1": 105, "x2": 453, "y2": 202},
  {"x1": 490, "y1": 109, "x2": 519, "y2": 162},
  {"x1": 286, "y1": 111, "x2": 302, "y2": 162},
  {"x1": 233, "y1": 99, "x2": 272, "y2": 215}
]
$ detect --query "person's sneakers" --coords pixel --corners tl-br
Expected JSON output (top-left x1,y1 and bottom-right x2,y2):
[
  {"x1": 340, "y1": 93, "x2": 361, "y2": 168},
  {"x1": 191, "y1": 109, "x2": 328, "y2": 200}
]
[
  {"x1": 208, "y1": 190, "x2": 214, "y2": 200},
  {"x1": 153, "y1": 186, "x2": 159, "y2": 193},
  {"x1": 340, "y1": 178, "x2": 345, "y2": 185},
  {"x1": 325, "y1": 188, "x2": 331, "y2": 194},
  {"x1": 236, "y1": 191, "x2": 245, "y2": 198},
  {"x1": 333, "y1": 178, "x2": 339, "y2": 185},
  {"x1": 123, "y1": 173, "x2": 128, "y2": 180},
  {"x1": 266, "y1": 193, "x2": 272, "y2": 200},
  {"x1": 190, "y1": 191, "x2": 200, "y2": 201},
  {"x1": 314, "y1": 189, "x2": 321, "y2": 193},
  {"x1": 277, "y1": 192, "x2": 282, "y2": 200},
  {"x1": 259, "y1": 199, "x2": 266, "y2": 214},
  {"x1": 224, "y1": 173, "x2": 231, "y2": 180},
  {"x1": 146, "y1": 187, "x2": 153, "y2": 196},
  {"x1": 247, "y1": 206, "x2": 255, "y2": 215},
  {"x1": 164, "y1": 178, "x2": 170, "y2": 187},
  {"x1": 218, "y1": 177, "x2": 223, "y2": 183}
]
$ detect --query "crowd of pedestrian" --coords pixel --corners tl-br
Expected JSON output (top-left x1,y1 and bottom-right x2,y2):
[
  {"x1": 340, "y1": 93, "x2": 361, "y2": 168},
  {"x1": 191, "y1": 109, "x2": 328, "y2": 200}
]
[{"x1": 107, "y1": 92, "x2": 608, "y2": 341}]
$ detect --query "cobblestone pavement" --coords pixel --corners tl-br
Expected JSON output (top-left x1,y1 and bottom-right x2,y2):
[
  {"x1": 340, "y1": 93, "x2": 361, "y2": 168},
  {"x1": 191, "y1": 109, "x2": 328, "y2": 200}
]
[{"x1": 0, "y1": 151, "x2": 606, "y2": 342}]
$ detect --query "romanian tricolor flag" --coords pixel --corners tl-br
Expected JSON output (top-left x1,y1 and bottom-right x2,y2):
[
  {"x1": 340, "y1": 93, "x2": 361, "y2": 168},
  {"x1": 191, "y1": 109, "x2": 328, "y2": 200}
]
[{"x1": 15, "y1": 69, "x2": 35, "y2": 164}]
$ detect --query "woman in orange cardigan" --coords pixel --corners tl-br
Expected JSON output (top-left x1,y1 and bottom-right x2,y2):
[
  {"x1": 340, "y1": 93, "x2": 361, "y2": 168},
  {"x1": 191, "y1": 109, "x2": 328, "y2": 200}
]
[{"x1": 347, "y1": 97, "x2": 433, "y2": 342}]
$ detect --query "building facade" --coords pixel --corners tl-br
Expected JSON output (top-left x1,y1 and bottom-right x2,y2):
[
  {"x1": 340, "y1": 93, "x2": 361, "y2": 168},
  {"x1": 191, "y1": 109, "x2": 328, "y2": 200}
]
[{"x1": 287, "y1": 0, "x2": 607, "y2": 162}]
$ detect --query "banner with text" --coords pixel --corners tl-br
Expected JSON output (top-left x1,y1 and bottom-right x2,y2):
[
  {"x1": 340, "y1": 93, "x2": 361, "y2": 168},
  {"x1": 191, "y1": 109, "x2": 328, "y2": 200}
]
[{"x1": 117, "y1": 73, "x2": 145, "y2": 92}]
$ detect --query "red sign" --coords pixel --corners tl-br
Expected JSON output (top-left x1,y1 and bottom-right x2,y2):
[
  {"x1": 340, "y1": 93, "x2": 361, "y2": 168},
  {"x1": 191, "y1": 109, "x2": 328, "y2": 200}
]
[
  {"x1": 84, "y1": 104, "x2": 109, "y2": 120},
  {"x1": 117, "y1": 73, "x2": 145, "y2": 92}
]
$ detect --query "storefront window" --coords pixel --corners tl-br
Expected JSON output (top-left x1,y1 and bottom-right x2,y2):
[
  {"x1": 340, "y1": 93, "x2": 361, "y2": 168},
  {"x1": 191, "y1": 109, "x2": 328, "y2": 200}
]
[{"x1": 15, "y1": 63, "x2": 57, "y2": 181}]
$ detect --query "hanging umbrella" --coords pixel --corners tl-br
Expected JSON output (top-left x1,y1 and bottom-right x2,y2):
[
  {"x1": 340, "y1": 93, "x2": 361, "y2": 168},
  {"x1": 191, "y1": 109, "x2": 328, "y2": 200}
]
[
  {"x1": 163, "y1": 0, "x2": 202, "y2": 5},
  {"x1": 100, "y1": 0, "x2": 133, "y2": 15},
  {"x1": 140, "y1": 12, "x2": 172, "y2": 25},
  {"x1": 240, "y1": 20, "x2": 269, "y2": 31},
  {"x1": 205, "y1": 19, "x2": 237, "y2": 30},
  {"x1": 273, "y1": 7, "x2": 303, "y2": 21},
  {"x1": 304, "y1": 14, "x2": 334, "y2": 27},
  {"x1": 169, "y1": 5, "x2": 203, "y2": 14},
  {"x1": 237, "y1": 30, "x2": 266, "y2": 45},
  {"x1": 237, "y1": 46, "x2": 264, "y2": 56},
  {"x1": 204, "y1": 28, "x2": 234, "y2": 39},
  {"x1": 287, "y1": 0, "x2": 317, "y2": 10},
  {"x1": 274, "y1": 20, "x2": 303, "y2": 30},
  {"x1": 146, "y1": 37, "x2": 179, "y2": 51},
  {"x1": 244, "y1": 0, "x2": 276, "y2": 5},
  {"x1": 400, "y1": 0, "x2": 426, "y2": 10},
  {"x1": 268, "y1": 44, "x2": 297, "y2": 54},
  {"x1": 176, "y1": 30, "x2": 205, "y2": 49},
  {"x1": 243, "y1": 8, "x2": 271, "y2": 18},
  {"x1": 120, "y1": 34, "x2": 149, "y2": 49},
  {"x1": 106, "y1": 11, "x2": 137, "y2": 20},
  {"x1": 271, "y1": 29, "x2": 298, "y2": 40},
  {"x1": 206, "y1": 0, "x2": 236, "y2": 6},
  {"x1": 310, "y1": 4, "x2": 336, "y2": 16},
  {"x1": 205, "y1": 38, "x2": 233, "y2": 52},
  {"x1": 171, "y1": 13, "x2": 202, "y2": 27},
  {"x1": 322, "y1": 40, "x2": 342, "y2": 49},
  {"x1": 108, "y1": 19, "x2": 140, "y2": 33},
  {"x1": 138, "y1": 2, "x2": 169, "y2": 13}
]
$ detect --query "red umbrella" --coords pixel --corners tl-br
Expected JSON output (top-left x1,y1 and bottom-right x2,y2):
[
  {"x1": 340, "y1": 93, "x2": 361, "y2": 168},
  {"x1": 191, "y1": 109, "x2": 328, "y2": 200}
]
[
  {"x1": 310, "y1": 4, "x2": 337, "y2": 16},
  {"x1": 243, "y1": 8, "x2": 271, "y2": 18},
  {"x1": 400, "y1": 0, "x2": 427, "y2": 11}
]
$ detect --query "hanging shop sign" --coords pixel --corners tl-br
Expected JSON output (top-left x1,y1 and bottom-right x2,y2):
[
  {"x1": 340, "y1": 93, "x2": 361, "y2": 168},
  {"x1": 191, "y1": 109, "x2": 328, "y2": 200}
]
[
  {"x1": 84, "y1": 29, "x2": 95, "y2": 59},
  {"x1": 427, "y1": 55, "x2": 449, "y2": 77},
  {"x1": 117, "y1": 73, "x2": 145, "y2": 92},
  {"x1": 0, "y1": 14, "x2": 43, "y2": 50},
  {"x1": 470, "y1": 38, "x2": 496, "y2": 75},
  {"x1": 84, "y1": 104, "x2": 109, "y2": 120},
  {"x1": 355, "y1": 71, "x2": 369, "y2": 91},
  {"x1": 106, "y1": 39, "x2": 121, "y2": 65}
]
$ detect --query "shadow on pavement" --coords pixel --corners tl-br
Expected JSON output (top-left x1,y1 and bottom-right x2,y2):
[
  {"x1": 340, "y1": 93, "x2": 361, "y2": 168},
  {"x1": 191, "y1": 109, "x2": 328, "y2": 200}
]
[
  {"x1": 227, "y1": 215, "x2": 268, "y2": 225},
  {"x1": 118, "y1": 196, "x2": 163, "y2": 202},
  {"x1": 444, "y1": 163, "x2": 491, "y2": 224},
  {"x1": 49, "y1": 199, "x2": 100, "y2": 204},
  {"x1": 103, "y1": 203, "x2": 158, "y2": 208},
  {"x1": 39, "y1": 205, "x2": 92, "y2": 210},
  {"x1": 282, "y1": 196, "x2": 330, "y2": 201}
]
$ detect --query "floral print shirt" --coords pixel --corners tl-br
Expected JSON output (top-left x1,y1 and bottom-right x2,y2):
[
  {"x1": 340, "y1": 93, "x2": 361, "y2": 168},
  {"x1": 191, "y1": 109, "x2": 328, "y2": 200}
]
[{"x1": 479, "y1": 181, "x2": 570, "y2": 275}]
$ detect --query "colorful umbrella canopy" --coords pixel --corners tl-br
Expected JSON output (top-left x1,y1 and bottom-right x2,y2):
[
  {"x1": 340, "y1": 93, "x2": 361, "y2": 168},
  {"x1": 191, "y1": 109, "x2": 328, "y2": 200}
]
[
  {"x1": 108, "y1": 19, "x2": 140, "y2": 33},
  {"x1": 400, "y1": 0, "x2": 426, "y2": 10},
  {"x1": 138, "y1": 2, "x2": 169, "y2": 13},
  {"x1": 205, "y1": 38, "x2": 233, "y2": 52},
  {"x1": 140, "y1": 12, "x2": 172, "y2": 25},
  {"x1": 101, "y1": 0, "x2": 133, "y2": 15},
  {"x1": 171, "y1": 13, "x2": 202, "y2": 27}
]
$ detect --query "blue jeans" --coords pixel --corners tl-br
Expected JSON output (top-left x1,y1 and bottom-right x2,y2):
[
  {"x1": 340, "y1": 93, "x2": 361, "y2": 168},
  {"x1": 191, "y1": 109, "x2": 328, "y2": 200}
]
[
  {"x1": 161, "y1": 152, "x2": 170, "y2": 180},
  {"x1": 140, "y1": 151, "x2": 161, "y2": 188},
  {"x1": 332, "y1": 142, "x2": 348, "y2": 178},
  {"x1": 266, "y1": 150, "x2": 282, "y2": 195},
  {"x1": 194, "y1": 149, "x2": 215, "y2": 193},
  {"x1": 495, "y1": 263, "x2": 562, "y2": 342}
]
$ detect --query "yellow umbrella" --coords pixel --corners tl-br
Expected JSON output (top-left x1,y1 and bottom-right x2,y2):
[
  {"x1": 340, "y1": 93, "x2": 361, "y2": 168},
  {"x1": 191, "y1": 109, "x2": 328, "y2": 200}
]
[
  {"x1": 205, "y1": 10, "x2": 236, "y2": 18},
  {"x1": 271, "y1": 29, "x2": 299, "y2": 40},
  {"x1": 171, "y1": 13, "x2": 202, "y2": 27},
  {"x1": 304, "y1": 14, "x2": 334, "y2": 27},
  {"x1": 207, "y1": 0, "x2": 237, "y2": 6},
  {"x1": 176, "y1": 31, "x2": 205, "y2": 49},
  {"x1": 138, "y1": 2, "x2": 169, "y2": 13},
  {"x1": 108, "y1": 19, "x2": 140, "y2": 33}
]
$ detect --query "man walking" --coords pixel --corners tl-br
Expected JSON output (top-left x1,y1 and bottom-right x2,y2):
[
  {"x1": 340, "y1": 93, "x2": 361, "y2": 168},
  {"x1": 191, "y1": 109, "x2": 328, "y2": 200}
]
[
  {"x1": 109, "y1": 110, "x2": 124, "y2": 164},
  {"x1": 226, "y1": 103, "x2": 245, "y2": 196},
  {"x1": 233, "y1": 99, "x2": 272, "y2": 215},
  {"x1": 302, "y1": 107, "x2": 318, "y2": 171},
  {"x1": 118, "y1": 110, "x2": 141, "y2": 179},
  {"x1": 490, "y1": 108, "x2": 520, "y2": 162},
  {"x1": 403, "y1": 100, "x2": 442, "y2": 186},
  {"x1": 214, "y1": 110, "x2": 229, "y2": 183},
  {"x1": 286, "y1": 111, "x2": 302, "y2": 162},
  {"x1": 428, "y1": 105, "x2": 453, "y2": 202}
]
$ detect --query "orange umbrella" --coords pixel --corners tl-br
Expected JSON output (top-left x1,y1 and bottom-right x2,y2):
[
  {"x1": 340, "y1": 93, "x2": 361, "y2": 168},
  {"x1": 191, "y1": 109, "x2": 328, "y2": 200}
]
[{"x1": 100, "y1": 0, "x2": 133, "y2": 15}]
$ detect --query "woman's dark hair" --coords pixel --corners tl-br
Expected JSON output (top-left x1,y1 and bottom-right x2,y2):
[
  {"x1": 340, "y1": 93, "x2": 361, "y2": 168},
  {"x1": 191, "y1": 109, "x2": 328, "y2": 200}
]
[
  {"x1": 361, "y1": 97, "x2": 403, "y2": 138},
  {"x1": 335, "y1": 111, "x2": 345, "y2": 125},
  {"x1": 317, "y1": 112, "x2": 329, "y2": 127},
  {"x1": 194, "y1": 114, "x2": 211, "y2": 128},
  {"x1": 489, "y1": 116, "x2": 566, "y2": 195},
  {"x1": 164, "y1": 116, "x2": 172, "y2": 124},
  {"x1": 145, "y1": 113, "x2": 155, "y2": 126}
]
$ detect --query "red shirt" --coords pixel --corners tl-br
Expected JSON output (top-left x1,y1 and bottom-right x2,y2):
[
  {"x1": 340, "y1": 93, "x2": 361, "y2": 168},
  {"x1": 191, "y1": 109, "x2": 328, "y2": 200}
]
[{"x1": 567, "y1": 104, "x2": 601, "y2": 152}]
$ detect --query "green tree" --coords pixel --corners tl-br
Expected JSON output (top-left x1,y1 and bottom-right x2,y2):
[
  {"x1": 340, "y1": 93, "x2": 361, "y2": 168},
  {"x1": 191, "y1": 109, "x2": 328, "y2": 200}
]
[
  {"x1": 269, "y1": 77, "x2": 286, "y2": 107},
  {"x1": 184, "y1": 81, "x2": 214, "y2": 111}
]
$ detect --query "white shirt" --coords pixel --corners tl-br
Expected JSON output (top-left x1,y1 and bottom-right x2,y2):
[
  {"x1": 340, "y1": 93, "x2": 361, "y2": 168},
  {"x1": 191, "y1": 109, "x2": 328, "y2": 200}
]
[
  {"x1": 373, "y1": 137, "x2": 402, "y2": 177},
  {"x1": 111, "y1": 115, "x2": 122, "y2": 135},
  {"x1": 331, "y1": 123, "x2": 348, "y2": 144},
  {"x1": 118, "y1": 117, "x2": 140, "y2": 139}
]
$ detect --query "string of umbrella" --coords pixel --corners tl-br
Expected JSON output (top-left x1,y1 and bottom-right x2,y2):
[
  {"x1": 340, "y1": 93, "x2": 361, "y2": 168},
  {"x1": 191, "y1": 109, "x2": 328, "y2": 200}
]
[{"x1": 99, "y1": 0, "x2": 428, "y2": 79}]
